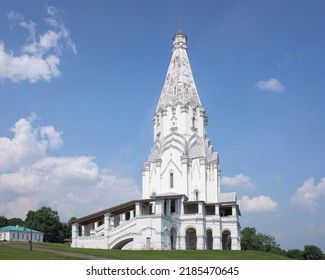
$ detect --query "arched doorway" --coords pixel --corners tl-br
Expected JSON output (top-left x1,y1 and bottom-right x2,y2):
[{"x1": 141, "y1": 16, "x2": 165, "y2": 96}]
[
  {"x1": 170, "y1": 227, "x2": 177, "y2": 250},
  {"x1": 206, "y1": 229, "x2": 213, "y2": 250},
  {"x1": 111, "y1": 238, "x2": 133, "y2": 249},
  {"x1": 222, "y1": 230, "x2": 231, "y2": 250},
  {"x1": 186, "y1": 227, "x2": 197, "y2": 250}
]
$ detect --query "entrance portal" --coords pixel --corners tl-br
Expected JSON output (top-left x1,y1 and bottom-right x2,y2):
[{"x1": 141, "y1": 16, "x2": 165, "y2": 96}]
[
  {"x1": 170, "y1": 227, "x2": 177, "y2": 250},
  {"x1": 206, "y1": 229, "x2": 213, "y2": 250},
  {"x1": 222, "y1": 230, "x2": 231, "y2": 250},
  {"x1": 186, "y1": 227, "x2": 197, "y2": 250}
]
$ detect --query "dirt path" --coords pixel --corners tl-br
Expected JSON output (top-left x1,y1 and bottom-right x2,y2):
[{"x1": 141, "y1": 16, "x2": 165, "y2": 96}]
[{"x1": 0, "y1": 242, "x2": 113, "y2": 260}]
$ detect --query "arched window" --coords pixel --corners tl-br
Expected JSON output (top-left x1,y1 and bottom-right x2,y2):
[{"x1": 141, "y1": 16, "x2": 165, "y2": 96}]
[
  {"x1": 206, "y1": 229, "x2": 213, "y2": 250},
  {"x1": 194, "y1": 190, "x2": 199, "y2": 201},
  {"x1": 170, "y1": 170, "x2": 174, "y2": 188},
  {"x1": 186, "y1": 228, "x2": 197, "y2": 250},
  {"x1": 222, "y1": 230, "x2": 231, "y2": 250},
  {"x1": 192, "y1": 117, "x2": 196, "y2": 128},
  {"x1": 170, "y1": 227, "x2": 177, "y2": 250}
]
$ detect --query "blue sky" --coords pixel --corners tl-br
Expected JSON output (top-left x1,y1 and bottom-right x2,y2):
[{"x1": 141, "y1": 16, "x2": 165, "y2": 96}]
[{"x1": 0, "y1": 0, "x2": 324, "y2": 251}]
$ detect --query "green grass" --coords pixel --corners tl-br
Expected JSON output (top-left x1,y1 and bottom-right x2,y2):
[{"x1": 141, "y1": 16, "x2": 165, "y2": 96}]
[
  {"x1": 72, "y1": 249, "x2": 290, "y2": 260},
  {"x1": 0, "y1": 243, "x2": 84, "y2": 260},
  {"x1": 0, "y1": 242, "x2": 291, "y2": 260}
]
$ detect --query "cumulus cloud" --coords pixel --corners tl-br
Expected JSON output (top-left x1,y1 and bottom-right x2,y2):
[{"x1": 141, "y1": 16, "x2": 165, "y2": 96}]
[
  {"x1": 238, "y1": 195, "x2": 278, "y2": 213},
  {"x1": 255, "y1": 78, "x2": 285, "y2": 93},
  {"x1": 221, "y1": 173, "x2": 254, "y2": 189},
  {"x1": 0, "y1": 116, "x2": 141, "y2": 220},
  {"x1": 0, "y1": 116, "x2": 62, "y2": 170},
  {"x1": 291, "y1": 177, "x2": 325, "y2": 213},
  {"x1": 0, "y1": 7, "x2": 76, "y2": 83}
]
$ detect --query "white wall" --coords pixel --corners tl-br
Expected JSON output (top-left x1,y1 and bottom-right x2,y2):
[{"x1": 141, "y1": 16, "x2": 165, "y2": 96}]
[{"x1": 0, "y1": 231, "x2": 43, "y2": 242}]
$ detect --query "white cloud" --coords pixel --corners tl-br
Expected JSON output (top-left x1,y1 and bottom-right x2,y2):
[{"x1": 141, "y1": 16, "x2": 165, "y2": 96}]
[
  {"x1": 0, "y1": 116, "x2": 141, "y2": 220},
  {"x1": 0, "y1": 116, "x2": 62, "y2": 170},
  {"x1": 291, "y1": 177, "x2": 325, "y2": 213},
  {"x1": 33, "y1": 156, "x2": 99, "y2": 186},
  {"x1": 255, "y1": 78, "x2": 285, "y2": 93},
  {"x1": 0, "y1": 196, "x2": 41, "y2": 221},
  {"x1": 40, "y1": 126, "x2": 63, "y2": 150},
  {"x1": 0, "y1": 7, "x2": 75, "y2": 83},
  {"x1": 0, "y1": 167, "x2": 40, "y2": 194},
  {"x1": 0, "y1": 44, "x2": 61, "y2": 82},
  {"x1": 221, "y1": 173, "x2": 254, "y2": 189},
  {"x1": 238, "y1": 195, "x2": 278, "y2": 213}
]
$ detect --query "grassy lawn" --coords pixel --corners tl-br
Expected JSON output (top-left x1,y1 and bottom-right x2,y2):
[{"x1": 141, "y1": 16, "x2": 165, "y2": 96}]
[
  {"x1": 0, "y1": 243, "x2": 84, "y2": 260},
  {"x1": 0, "y1": 242, "x2": 291, "y2": 260},
  {"x1": 72, "y1": 248, "x2": 290, "y2": 260},
  {"x1": 89, "y1": 249, "x2": 289, "y2": 260}
]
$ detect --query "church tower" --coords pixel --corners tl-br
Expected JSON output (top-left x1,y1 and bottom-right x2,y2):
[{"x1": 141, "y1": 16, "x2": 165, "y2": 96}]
[
  {"x1": 142, "y1": 32, "x2": 220, "y2": 203},
  {"x1": 72, "y1": 31, "x2": 241, "y2": 251}
]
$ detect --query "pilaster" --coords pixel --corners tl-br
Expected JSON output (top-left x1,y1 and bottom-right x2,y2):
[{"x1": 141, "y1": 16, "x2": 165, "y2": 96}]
[
  {"x1": 104, "y1": 212, "x2": 110, "y2": 248},
  {"x1": 71, "y1": 223, "x2": 79, "y2": 247},
  {"x1": 155, "y1": 159, "x2": 162, "y2": 194},
  {"x1": 135, "y1": 202, "x2": 141, "y2": 216}
]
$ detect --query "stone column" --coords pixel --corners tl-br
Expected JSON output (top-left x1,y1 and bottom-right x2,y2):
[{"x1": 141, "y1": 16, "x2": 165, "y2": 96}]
[
  {"x1": 196, "y1": 233, "x2": 205, "y2": 250},
  {"x1": 181, "y1": 155, "x2": 189, "y2": 194},
  {"x1": 198, "y1": 201, "x2": 204, "y2": 216},
  {"x1": 71, "y1": 223, "x2": 79, "y2": 248},
  {"x1": 142, "y1": 163, "x2": 151, "y2": 199},
  {"x1": 179, "y1": 234, "x2": 186, "y2": 250},
  {"x1": 155, "y1": 159, "x2": 162, "y2": 194},
  {"x1": 166, "y1": 199, "x2": 171, "y2": 216},
  {"x1": 215, "y1": 204, "x2": 220, "y2": 217},
  {"x1": 231, "y1": 236, "x2": 241, "y2": 250},
  {"x1": 199, "y1": 158, "x2": 207, "y2": 200},
  {"x1": 213, "y1": 235, "x2": 222, "y2": 250},
  {"x1": 175, "y1": 198, "x2": 180, "y2": 214},
  {"x1": 104, "y1": 213, "x2": 111, "y2": 248},
  {"x1": 155, "y1": 199, "x2": 163, "y2": 216},
  {"x1": 180, "y1": 196, "x2": 185, "y2": 215},
  {"x1": 232, "y1": 205, "x2": 237, "y2": 217},
  {"x1": 135, "y1": 202, "x2": 141, "y2": 216},
  {"x1": 121, "y1": 213, "x2": 126, "y2": 224}
]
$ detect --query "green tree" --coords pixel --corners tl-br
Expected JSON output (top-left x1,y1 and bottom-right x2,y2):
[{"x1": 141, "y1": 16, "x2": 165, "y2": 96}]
[
  {"x1": 7, "y1": 217, "x2": 25, "y2": 227},
  {"x1": 0, "y1": 216, "x2": 8, "y2": 228},
  {"x1": 25, "y1": 206, "x2": 63, "y2": 243},
  {"x1": 256, "y1": 233, "x2": 280, "y2": 253},
  {"x1": 303, "y1": 245, "x2": 323, "y2": 260},
  {"x1": 286, "y1": 249, "x2": 304, "y2": 260},
  {"x1": 240, "y1": 227, "x2": 259, "y2": 250},
  {"x1": 240, "y1": 227, "x2": 281, "y2": 253}
]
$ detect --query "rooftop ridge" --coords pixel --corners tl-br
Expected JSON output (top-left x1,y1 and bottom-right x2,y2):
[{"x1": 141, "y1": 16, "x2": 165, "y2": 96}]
[{"x1": 0, "y1": 225, "x2": 44, "y2": 233}]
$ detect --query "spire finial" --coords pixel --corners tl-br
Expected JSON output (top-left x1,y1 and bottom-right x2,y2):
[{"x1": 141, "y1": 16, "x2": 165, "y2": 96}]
[{"x1": 178, "y1": 18, "x2": 182, "y2": 33}]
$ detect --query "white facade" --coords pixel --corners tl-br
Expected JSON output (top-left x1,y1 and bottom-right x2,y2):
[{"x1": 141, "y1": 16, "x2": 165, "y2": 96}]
[
  {"x1": 71, "y1": 32, "x2": 241, "y2": 250},
  {"x1": 0, "y1": 225, "x2": 44, "y2": 242}
]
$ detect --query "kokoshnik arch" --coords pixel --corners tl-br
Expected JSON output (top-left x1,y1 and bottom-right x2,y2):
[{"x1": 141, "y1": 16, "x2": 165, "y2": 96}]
[{"x1": 71, "y1": 32, "x2": 241, "y2": 250}]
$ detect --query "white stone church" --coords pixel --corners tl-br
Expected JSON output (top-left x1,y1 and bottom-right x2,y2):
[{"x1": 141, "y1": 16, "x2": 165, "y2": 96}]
[{"x1": 71, "y1": 32, "x2": 241, "y2": 250}]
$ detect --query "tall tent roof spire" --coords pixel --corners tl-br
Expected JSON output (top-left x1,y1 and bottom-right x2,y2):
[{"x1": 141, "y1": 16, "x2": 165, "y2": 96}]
[{"x1": 156, "y1": 32, "x2": 201, "y2": 112}]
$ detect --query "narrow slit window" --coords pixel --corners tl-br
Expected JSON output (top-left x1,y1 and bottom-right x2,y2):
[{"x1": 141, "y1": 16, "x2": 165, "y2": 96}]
[
  {"x1": 195, "y1": 190, "x2": 199, "y2": 201},
  {"x1": 170, "y1": 171, "x2": 174, "y2": 188},
  {"x1": 192, "y1": 117, "x2": 196, "y2": 128}
]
